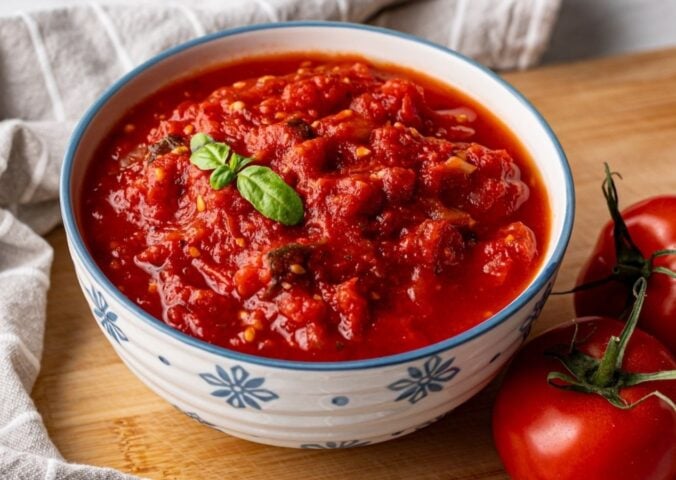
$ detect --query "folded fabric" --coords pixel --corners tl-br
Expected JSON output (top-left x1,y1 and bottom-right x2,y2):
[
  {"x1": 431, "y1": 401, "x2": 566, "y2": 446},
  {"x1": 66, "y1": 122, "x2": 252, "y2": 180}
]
[{"x1": 0, "y1": 1, "x2": 561, "y2": 478}]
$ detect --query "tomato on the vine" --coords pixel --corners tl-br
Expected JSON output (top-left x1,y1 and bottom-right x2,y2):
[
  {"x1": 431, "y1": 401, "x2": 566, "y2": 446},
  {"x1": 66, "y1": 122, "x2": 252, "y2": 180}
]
[
  {"x1": 573, "y1": 166, "x2": 676, "y2": 352},
  {"x1": 493, "y1": 280, "x2": 676, "y2": 480}
]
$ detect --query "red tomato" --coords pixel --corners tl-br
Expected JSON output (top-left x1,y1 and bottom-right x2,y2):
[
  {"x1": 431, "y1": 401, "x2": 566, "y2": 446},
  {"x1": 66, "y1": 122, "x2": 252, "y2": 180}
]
[
  {"x1": 575, "y1": 195, "x2": 676, "y2": 352},
  {"x1": 493, "y1": 318, "x2": 676, "y2": 480}
]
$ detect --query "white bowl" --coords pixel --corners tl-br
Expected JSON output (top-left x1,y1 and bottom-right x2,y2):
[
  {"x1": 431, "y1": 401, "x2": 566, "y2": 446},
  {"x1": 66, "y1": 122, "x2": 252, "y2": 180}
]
[{"x1": 60, "y1": 22, "x2": 574, "y2": 448}]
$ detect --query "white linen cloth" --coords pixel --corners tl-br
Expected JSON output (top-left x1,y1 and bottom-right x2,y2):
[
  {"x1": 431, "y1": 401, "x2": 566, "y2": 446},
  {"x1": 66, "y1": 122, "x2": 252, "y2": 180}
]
[{"x1": 0, "y1": 1, "x2": 561, "y2": 478}]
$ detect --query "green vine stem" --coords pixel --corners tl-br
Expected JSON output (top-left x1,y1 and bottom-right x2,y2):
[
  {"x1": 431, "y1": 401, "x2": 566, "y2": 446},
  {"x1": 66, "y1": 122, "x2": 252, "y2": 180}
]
[
  {"x1": 553, "y1": 164, "x2": 676, "y2": 296},
  {"x1": 590, "y1": 278, "x2": 647, "y2": 386},
  {"x1": 602, "y1": 165, "x2": 645, "y2": 275},
  {"x1": 546, "y1": 277, "x2": 676, "y2": 410}
]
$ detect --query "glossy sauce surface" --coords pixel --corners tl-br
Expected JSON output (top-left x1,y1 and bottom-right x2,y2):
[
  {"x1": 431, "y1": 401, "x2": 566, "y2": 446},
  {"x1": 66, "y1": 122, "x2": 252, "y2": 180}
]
[{"x1": 82, "y1": 54, "x2": 550, "y2": 361}]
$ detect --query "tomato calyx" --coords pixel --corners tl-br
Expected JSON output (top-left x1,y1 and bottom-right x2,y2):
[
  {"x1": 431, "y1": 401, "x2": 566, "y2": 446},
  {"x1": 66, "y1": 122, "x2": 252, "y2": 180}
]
[
  {"x1": 601, "y1": 163, "x2": 676, "y2": 282},
  {"x1": 546, "y1": 278, "x2": 676, "y2": 410},
  {"x1": 556, "y1": 164, "x2": 676, "y2": 299}
]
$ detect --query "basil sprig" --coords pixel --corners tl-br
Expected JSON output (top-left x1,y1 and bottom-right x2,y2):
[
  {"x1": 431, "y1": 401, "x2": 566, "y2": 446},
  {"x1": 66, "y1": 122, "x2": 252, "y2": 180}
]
[{"x1": 189, "y1": 133, "x2": 304, "y2": 226}]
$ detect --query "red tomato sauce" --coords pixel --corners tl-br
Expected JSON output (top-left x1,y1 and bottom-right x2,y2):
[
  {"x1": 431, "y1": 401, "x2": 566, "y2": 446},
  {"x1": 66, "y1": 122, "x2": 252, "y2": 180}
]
[{"x1": 82, "y1": 54, "x2": 550, "y2": 361}]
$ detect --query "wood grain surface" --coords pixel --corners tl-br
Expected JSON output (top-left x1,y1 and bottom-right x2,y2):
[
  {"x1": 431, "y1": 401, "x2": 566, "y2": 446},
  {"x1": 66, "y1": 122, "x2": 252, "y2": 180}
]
[{"x1": 32, "y1": 48, "x2": 676, "y2": 479}]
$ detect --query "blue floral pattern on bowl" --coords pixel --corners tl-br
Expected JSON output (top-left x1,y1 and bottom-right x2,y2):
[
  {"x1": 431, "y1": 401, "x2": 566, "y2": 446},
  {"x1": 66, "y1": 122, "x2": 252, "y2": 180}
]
[
  {"x1": 519, "y1": 281, "x2": 554, "y2": 341},
  {"x1": 301, "y1": 440, "x2": 371, "y2": 449},
  {"x1": 388, "y1": 354, "x2": 460, "y2": 404},
  {"x1": 200, "y1": 365, "x2": 279, "y2": 409},
  {"x1": 86, "y1": 284, "x2": 128, "y2": 344}
]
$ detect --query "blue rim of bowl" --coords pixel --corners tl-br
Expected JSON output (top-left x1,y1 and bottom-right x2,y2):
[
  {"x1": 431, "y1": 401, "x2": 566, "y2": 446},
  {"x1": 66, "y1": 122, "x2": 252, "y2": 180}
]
[{"x1": 60, "y1": 21, "x2": 574, "y2": 371}]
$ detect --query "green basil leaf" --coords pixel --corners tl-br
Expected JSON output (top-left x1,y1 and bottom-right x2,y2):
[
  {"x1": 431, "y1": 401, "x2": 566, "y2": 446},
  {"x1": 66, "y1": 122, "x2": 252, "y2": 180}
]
[
  {"x1": 236, "y1": 166, "x2": 304, "y2": 225},
  {"x1": 240, "y1": 158, "x2": 253, "y2": 169},
  {"x1": 191, "y1": 143, "x2": 230, "y2": 170},
  {"x1": 210, "y1": 165, "x2": 236, "y2": 190},
  {"x1": 190, "y1": 132, "x2": 214, "y2": 153},
  {"x1": 230, "y1": 152, "x2": 252, "y2": 172},
  {"x1": 187, "y1": 136, "x2": 303, "y2": 226}
]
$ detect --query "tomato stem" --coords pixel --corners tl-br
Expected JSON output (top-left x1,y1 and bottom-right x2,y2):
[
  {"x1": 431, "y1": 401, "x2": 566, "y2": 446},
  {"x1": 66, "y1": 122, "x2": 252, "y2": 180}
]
[
  {"x1": 592, "y1": 278, "x2": 646, "y2": 387},
  {"x1": 649, "y1": 249, "x2": 676, "y2": 278},
  {"x1": 602, "y1": 164, "x2": 645, "y2": 273},
  {"x1": 623, "y1": 370, "x2": 676, "y2": 387},
  {"x1": 612, "y1": 278, "x2": 646, "y2": 368},
  {"x1": 601, "y1": 166, "x2": 676, "y2": 283},
  {"x1": 556, "y1": 166, "x2": 676, "y2": 295},
  {"x1": 652, "y1": 266, "x2": 676, "y2": 278},
  {"x1": 547, "y1": 277, "x2": 676, "y2": 411},
  {"x1": 651, "y1": 248, "x2": 676, "y2": 259},
  {"x1": 590, "y1": 338, "x2": 619, "y2": 387}
]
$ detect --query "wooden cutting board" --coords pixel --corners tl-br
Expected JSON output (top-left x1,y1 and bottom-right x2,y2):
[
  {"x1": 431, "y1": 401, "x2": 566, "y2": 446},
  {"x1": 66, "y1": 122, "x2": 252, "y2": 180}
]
[{"x1": 32, "y1": 48, "x2": 676, "y2": 479}]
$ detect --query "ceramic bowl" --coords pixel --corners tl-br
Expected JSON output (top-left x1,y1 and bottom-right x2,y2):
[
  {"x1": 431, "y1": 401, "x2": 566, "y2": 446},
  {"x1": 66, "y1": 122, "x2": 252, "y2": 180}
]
[{"x1": 60, "y1": 22, "x2": 574, "y2": 448}]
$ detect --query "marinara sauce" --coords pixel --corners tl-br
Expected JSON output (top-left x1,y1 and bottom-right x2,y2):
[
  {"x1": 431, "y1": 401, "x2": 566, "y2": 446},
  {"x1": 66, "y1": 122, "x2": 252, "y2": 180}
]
[{"x1": 82, "y1": 54, "x2": 550, "y2": 361}]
